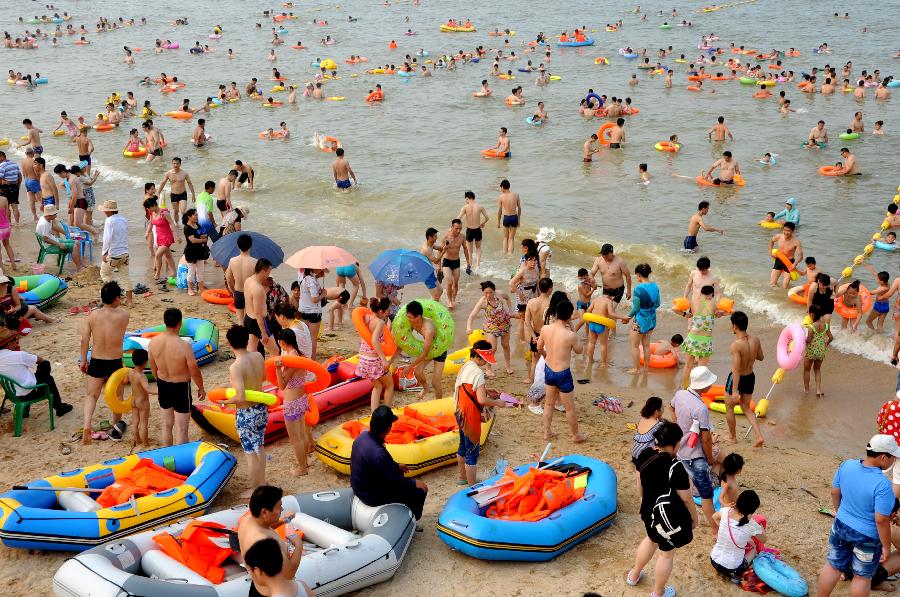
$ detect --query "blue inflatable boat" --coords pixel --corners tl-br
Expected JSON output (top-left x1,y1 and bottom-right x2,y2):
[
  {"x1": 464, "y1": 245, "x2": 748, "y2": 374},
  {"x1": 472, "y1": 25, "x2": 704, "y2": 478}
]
[
  {"x1": 125, "y1": 317, "x2": 219, "y2": 369},
  {"x1": 0, "y1": 441, "x2": 236, "y2": 551},
  {"x1": 436, "y1": 454, "x2": 617, "y2": 561},
  {"x1": 557, "y1": 37, "x2": 594, "y2": 47}
]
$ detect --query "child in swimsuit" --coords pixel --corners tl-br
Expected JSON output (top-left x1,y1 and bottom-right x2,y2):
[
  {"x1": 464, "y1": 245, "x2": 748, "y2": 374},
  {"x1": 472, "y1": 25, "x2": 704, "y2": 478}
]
[
  {"x1": 719, "y1": 452, "x2": 744, "y2": 508},
  {"x1": 803, "y1": 304, "x2": 833, "y2": 397},
  {"x1": 862, "y1": 265, "x2": 892, "y2": 332},
  {"x1": 274, "y1": 329, "x2": 312, "y2": 476}
]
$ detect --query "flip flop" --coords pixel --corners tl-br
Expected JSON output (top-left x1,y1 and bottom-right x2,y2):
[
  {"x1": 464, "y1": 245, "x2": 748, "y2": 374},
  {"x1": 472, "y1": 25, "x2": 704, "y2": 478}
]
[
  {"x1": 625, "y1": 570, "x2": 643, "y2": 586},
  {"x1": 109, "y1": 420, "x2": 127, "y2": 441},
  {"x1": 69, "y1": 430, "x2": 83, "y2": 442},
  {"x1": 91, "y1": 431, "x2": 109, "y2": 441},
  {"x1": 97, "y1": 420, "x2": 112, "y2": 431}
]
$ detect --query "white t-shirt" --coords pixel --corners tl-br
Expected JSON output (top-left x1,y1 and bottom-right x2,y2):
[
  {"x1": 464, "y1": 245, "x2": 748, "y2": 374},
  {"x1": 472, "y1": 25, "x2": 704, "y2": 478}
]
[
  {"x1": 710, "y1": 506, "x2": 763, "y2": 569},
  {"x1": 298, "y1": 275, "x2": 322, "y2": 314},
  {"x1": 0, "y1": 349, "x2": 38, "y2": 395},
  {"x1": 35, "y1": 217, "x2": 57, "y2": 243},
  {"x1": 290, "y1": 322, "x2": 313, "y2": 358},
  {"x1": 453, "y1": 359, "x2": 485, "y2": 410}
]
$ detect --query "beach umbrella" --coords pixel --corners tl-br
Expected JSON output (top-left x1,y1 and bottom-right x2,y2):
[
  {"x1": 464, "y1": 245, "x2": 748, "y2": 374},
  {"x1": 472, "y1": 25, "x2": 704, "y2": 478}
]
[
  {"x1": 285, "y1": 245, "x2": 356, "y2": 270},
  {"x1": 210, "y1": 232, "x2": 284, "y2": 269},
  {"x1": 368, "y1": 249, "x2": 435, "y2": 285}
]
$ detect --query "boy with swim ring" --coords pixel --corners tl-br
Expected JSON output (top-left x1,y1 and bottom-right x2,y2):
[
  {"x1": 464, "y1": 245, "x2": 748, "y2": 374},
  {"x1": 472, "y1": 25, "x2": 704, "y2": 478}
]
[
  {"x1": 584, "y1": 293, "x2": 629, "y2": 368},
  {"x1": 126, "y1": 348, "x2": 155, "y2": 449}
]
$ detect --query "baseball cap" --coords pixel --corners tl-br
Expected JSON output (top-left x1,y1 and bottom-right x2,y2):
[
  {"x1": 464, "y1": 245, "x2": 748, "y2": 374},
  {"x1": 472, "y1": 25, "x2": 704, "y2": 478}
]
[
  {"x1": 868, "y1": 434, "x2": 900, "y2": 457},
  {"x1": 370, "y1": 405, "x2": 398, "y2": 435}
]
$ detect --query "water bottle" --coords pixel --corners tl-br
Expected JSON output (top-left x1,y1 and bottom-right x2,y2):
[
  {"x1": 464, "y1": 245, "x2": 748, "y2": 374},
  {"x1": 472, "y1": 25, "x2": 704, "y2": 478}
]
[{"x1": 686, "y1": 418, "x2": 700, "y2": 448}]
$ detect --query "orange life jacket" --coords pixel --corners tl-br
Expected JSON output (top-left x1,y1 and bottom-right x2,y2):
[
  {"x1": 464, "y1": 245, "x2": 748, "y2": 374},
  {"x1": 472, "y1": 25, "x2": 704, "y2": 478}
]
[
  {"x1": 153, "y1": 520, "x2": 233, "y2": 584},
  {"x1": 96, "y1": 458, "x2": 188, "y2": 507},
  {"x1": 486, "y1": 468, "x2": 588, "y2": 522},
  {"x1": 343, "y1": 408, "x2": 459, "y2": 443}
]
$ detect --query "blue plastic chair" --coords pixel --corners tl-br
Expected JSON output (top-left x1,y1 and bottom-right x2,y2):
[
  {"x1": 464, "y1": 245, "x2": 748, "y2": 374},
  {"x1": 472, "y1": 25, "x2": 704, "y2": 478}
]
[{"x1": 61, "y1": 222, "x2": 93, "y2": 261}]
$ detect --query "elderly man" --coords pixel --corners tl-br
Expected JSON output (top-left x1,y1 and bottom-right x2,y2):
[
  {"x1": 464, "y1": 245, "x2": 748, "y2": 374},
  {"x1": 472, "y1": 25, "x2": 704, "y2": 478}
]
[
  {"x1": 669, "y1": 365, "x2": 718, "y2": 532},
  {"x1": 0, "y1": 317, "x2": 72, "y2": 417},
  {"x1": 36, "y1": 204, "x2": 84, "y2": 271},
  {"x1": 590, "y1": 243, "x2": 632, "y2": 307},
  {"x1": 350, "y1": 404, "x2": 428, "y2": 520},
  {"x1": 99, "y1": 200, "x2": 131, "y2": 307}
]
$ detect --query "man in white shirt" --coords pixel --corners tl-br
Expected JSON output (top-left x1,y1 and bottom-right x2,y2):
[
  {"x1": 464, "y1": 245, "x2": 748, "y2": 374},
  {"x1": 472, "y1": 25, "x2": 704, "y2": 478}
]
[
  {"x1": 99, "y1": 200, "x2": 132, "y2": 307},
  {"x1": 0, "y1": 333, "x2": 73, "y2": 416},
  {"x1": 35, "y1": 204, "x2": 84, "y2": 271}
]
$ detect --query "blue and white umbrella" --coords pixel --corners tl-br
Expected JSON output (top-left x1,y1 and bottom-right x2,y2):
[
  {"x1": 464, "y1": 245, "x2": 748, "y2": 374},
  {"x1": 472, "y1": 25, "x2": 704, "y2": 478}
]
[{"x1": 368, "y1": 249, "x2": 435, "y2": 285}]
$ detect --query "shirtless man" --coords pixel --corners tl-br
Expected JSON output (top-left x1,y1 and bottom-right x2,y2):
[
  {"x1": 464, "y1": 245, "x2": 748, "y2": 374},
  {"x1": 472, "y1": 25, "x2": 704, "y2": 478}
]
[
  {"x1": 605, "y1": 98, "x2": 621, "y2": 119},
  {"x1": 226, "y1": 81, "x2": 241, "y2": 100},
  {"x1": 233, "y1": 160, "x2": 255, "y2": 191},
  {"x1": 74, "y1": 128, "x2": 94, "y2": 175},
  {"x1": 491, "y1": 127, "x2": 510, "y2": 157},
  {"x1": 523, "y1": 277, "x2": 553, "y2": 383},
  {"x1": 583, "y1": 133, "x2": 600, "y2": 162},
  {"x1": 244, "y1": 259, "x2": 277, "y2": 355},
  {"x1": 726, "y1": 311, "x2": 765, "y2": 447},
  {"x1": 142, "y1": 120, "x2": 165, "y2": 164},
  {"x1": 589, "y1": 243, "x2": 631, "y2": 309},
  {"x1": 226, "y1": 233, "x2": 258, "y2": 322},
  {"x1": 236, "y1": 485, "x2": 303, "y2": 596},
  {"x1": 836, "y1": 147, "x2": 860, "y2": 176},
  {"x1": 707, "y1": 115, "x2": 734, "y2": 142},
  {"x1": 21, "y1": 148, "x2": 39, "y2": 220},
  {"x1": 404, "y1": 300, "x2": 446, "y2": 400},
  {"x1": 420, "y1": 227, "x2": 444, "y2": 301},
  {"x1": 505, "y1": 88, "x2": 524, "y2": 105},
  {"x1": 684, "y1": 201, "x2": 723, "y2": 252},
  {"x1": 223, "y1": 325, "x2": 268, "y2": 496},
  {"x1": 157, "y1": 157, "x2": 196, "y2": 225},
  {"x1": 35, "y1": 157, "x2": 58, "y2": 209},
  {"x1": 850, "y1": 111, "x2": 864, "y2": 133},
  {"x1": 217, "y1": 170, "x2": 237, "y2": 215},
  {"x1": 820, "y1": 78, "x2": 835, "y2": 95},
  {"x1": 191, "y1": 118, "x2": 207, "y2": 147},
  {"x1": 457, "y1": 191, "x2": 488, "y2": 273},
  {"x1": 245, "y1": 77, "x2": 259, "y2": 96},
  {"x1": 440, "y1": 219, "x2": 470, "y2": 308},
  {"x1": 148, "y1": 308, "x2": 206, "y2": 446},
  {"x1": 78, "y1": 282, "x2": 129, "y2": 444},
  {"x1": 497, "y1": 179, "x2": 521, "y2": 254},
  {"x1": 806, "y1": 120, "x2": 829, "y2": 147},
  {"x1": 769, "y1": 222, "x2": 803, "y2": 287},
  {"x1": 704, "y1": 151, "x2": 740, "y2": 184},
  {"x1": 608, "y1": 118, "x2": 625, "y2": 148},
  {"x1": 17, "y1": 118, "x2": 43, "y2": 155},
  {"x1": 331, "y1": 148, "x2": 357, "y2": 191},
  {"x1": 684, "y1": 256, "x2": 719, "y2": 300},
  {"x1": 536, "y1": 300, "x2": 587, "y2": 443}
]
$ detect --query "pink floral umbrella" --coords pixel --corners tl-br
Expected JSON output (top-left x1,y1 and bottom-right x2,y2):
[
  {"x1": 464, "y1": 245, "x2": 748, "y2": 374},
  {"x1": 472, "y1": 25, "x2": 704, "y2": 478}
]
[{"x1": 285, "y1": 246, "x2": 356, "y2": 270}]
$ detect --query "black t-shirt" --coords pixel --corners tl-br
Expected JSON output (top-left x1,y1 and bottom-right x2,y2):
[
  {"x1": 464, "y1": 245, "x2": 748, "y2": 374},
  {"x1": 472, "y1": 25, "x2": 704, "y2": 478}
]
[{"x1": 637, "y1": 448, "x2": 691, "y2": 523}]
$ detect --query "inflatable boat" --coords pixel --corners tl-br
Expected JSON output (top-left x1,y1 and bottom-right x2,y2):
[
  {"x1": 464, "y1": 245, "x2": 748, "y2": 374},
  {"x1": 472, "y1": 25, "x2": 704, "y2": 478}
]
[
  {"x1": 557, "y1": 37, "x2": 594, "y2": 47},
  {"x1": 124, "y1": 317, "x2": 219, "y2": 370},
  {"x1": 191, "y1": 377, "x2": 374, "y2": 444},
  {"x1": 437, "y1": 454, "x2": 617, "y2": 561},
  {"x1": 53, "y1": 488, "x2": 415, "y2": 597},
  {"x1": 315, "y1": 397, "x2": 495, "y2": 476},
  {"x1": 13, "y1": 274, "x2": 68, "y2": 309},
  {"x1": 0, "y1": 441, "x2": 236, "y2": 551}
]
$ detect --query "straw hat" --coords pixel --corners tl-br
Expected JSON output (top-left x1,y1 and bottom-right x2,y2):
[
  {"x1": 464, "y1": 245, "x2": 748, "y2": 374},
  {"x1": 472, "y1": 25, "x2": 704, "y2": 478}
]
[
  {"x1": 235, "y1": 205, "x2": 250, "y2": 217},
  {"x1": 536, "y1": 227, "x2": 556, "y2": 243},
  {"x1": 100, "y1": 199, "x2": 119, "y2": 212},
  {"x1": 42, "y1": 204, "x2": 59, "y2": 216}
]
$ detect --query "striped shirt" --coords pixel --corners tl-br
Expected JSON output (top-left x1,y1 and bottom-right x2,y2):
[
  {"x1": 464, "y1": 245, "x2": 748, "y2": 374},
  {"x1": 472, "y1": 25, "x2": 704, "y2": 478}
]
[{"x1": 0, "y1": 159, "x2": 20, "y2": 184}]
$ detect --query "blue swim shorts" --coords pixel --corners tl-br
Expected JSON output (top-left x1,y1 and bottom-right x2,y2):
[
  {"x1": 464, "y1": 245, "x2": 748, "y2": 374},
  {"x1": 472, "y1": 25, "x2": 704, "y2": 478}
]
[
  {"x1": 544, "y1": 364, "x2": 575, "y2": 393},
  {"x1": 336, "y1": 179, "x2": 351, "y2": 189},
  {"x1": 588, "y1": 322, "x2": 607, "y2": 335}
]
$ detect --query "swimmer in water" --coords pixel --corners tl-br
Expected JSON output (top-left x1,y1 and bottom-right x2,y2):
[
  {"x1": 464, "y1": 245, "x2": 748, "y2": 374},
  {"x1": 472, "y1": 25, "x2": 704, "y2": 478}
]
[
  {"x1": 531, "y1": 101, "x2": 547, "y2": 124},
  {"x1": 638, "y1": 163, "x2": 650, "y2": 185}
]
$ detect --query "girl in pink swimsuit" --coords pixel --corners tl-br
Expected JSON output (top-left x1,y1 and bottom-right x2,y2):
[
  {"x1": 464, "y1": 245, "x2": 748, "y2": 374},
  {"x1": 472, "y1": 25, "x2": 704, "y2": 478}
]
[
  {"x1": 274, "y1": 328, "x2": 312, "y2": 476},
  {"x1": 143, "y1": 196, "x2": 177, "y2": 283},
  {"x1": 0, "y1": 195, "x2": 13, "y2": 268}
]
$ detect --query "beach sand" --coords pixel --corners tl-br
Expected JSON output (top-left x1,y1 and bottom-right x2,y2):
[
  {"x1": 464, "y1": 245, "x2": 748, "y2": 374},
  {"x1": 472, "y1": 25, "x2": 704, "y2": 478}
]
[{"x1": 0, "y1": 225, "x2": 889, "y2": 597}]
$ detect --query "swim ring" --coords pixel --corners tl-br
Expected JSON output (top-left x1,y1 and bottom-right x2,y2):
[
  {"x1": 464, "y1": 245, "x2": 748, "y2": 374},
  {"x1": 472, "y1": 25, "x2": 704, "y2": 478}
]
[
  {"x1": 776, "y1": 323, "x2": 805, "y2": 370},
  {"x1": 391, "y1": 299, "x2": 455, "y2": 359}
]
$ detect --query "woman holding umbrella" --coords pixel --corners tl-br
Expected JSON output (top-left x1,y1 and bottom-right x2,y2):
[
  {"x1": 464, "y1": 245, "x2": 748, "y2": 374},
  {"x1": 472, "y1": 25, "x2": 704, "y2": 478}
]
[
  {"x1": 355, "y1": 297, "x2": 396, "y2": 411},
  {"x1": 298, "y1": 268, "x2": 327, "y2": 359},
  {"x1": 466, "y1": 281, "x2": 515, "y2": 376}
]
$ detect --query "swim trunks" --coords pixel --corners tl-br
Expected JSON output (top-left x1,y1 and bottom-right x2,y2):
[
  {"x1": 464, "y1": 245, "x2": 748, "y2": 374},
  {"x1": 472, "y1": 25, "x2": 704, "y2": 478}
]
[
  {"x1": 232, "y1": 290, "x2": 245, "y2": 310},
  {"x1": 502, "y1": 214, "x2": 519, "y2": 228},
  {"x1": 683, "y1": 235, "x2": 698, "y2": 251},
  {"x1": 874, "y1": 300, "x2": 890, "y2": 314},
  {"x1": 152, "y1": 148, "x2": 163, "y2": 157},
  {"x1": 609, "y1": 143, "x2": 621, "y2": 149},
  {"x1": 78, "y1": 154, "x2": 91, "y2": 165},
  {"x1": 24, "y1": 178, "x2": 40, "y2": 193},
  {"x1": 772, "y1": 257, "x2": 793, "y2": 272},
  {"x1": 170, "y1": 191, "x2": 187, "y2": 203},
  {"x1": 583, "y1": 157, "x2": 592, "y2": 163},
  {"x1": 334, "y1": 264, "x2": 356, "y2": 278},
  {"x1": 336, "y1": 179, "x2": 351, "y2": 189},
  {"x1": 432, "y1": 351, "x2": 447, "y2": 363},
  {"x1": 243, "y1": 314, "x2": 270, "y2": 340},
  {"x1": 42, "y1": 197, "x2": 55, "y2": 206},
  {"x1": 588, "y1": 322, "x2": 607, "y2": 335},
  {"x1": 300, "y1": 312, "x2": 322, "y2": 324},
  {"x1": 216, "y1": 199, "x2": 228, "y2": 212},
  {"x1": 238, "y1": 171, "x2": 251, "y2": 183},
  {"x1": 713, "y1": 178, "x2": 733, "y2": 185},
  {"x1": 74, "y1": 197, "x2": 88, "y2": 210},
  {"x1": 725, "y1": 371, "x2": 755, "y2": 396},
  {"x1": 442, "y1": 258, "x2": 461, "y2": 271},
  {"x1": 529, "y1": 332, "x2": 539, "y2": 353},
  {"x1": 156, "y1": 379, "x2": 192, "y2": 413},
  {"x1": 544, "y1": 364, "x2": 575, "y2": 393},
  {"x1": 424, "y1": 272, "x2": 438, "y2": 290},
  {"x1": 465, "y1": 227, "x2": 482, "y2": 242},
  {"x1": 33, "y1": 145, "x2": 43, "y2": 155},
  {"x1": 603, "y1": 285, "x2": 625, "y2": 303},
  {"x1": 235, "y1": 403, "x2": 268, "y2": 454},
  {"x1": 86, "y1": 357, "x2": 123, "y2": 380},
  {"x1": 576, "y1": 301, "x2": 590, "y2": 311}
]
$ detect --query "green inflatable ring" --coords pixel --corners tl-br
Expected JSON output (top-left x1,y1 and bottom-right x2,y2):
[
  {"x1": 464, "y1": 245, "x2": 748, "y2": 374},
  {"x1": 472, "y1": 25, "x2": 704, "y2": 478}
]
[
  {"x1": 739, "y1": 77, "x2": 757, "y2": 85},
  {"x1": 13, "y1": 274, "x2": 68, "y2": 309},
  {"x1": 839, "y1": 132, "x2": 860, "y2": 140},
  {"x1": 391, "y1": 299, "x2": 455, "y2": 360},
  {"x1": 660, "y1": 24, "x2": 672, "y2": 29}
]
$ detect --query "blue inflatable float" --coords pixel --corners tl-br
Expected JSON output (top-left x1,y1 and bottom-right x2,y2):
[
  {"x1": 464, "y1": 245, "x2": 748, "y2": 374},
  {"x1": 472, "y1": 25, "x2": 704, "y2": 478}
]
[
  {"x1": 437, "y1": 454, "x2": 617, "y2": 561},
  {"x1": 557, "y1": 37, "x2": 594, "y2": 47},
  {"x1": 753, "y1": 552, "x2": 809, "y2": 597}
]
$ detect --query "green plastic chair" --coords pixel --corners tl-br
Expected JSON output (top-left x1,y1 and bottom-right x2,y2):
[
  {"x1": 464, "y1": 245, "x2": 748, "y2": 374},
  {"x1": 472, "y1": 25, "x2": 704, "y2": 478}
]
[
  {"x1": 34, "y1": 233, "x2": 67, "y2": 275},
  {"x1": 0, "y1": 373, "x2": 55, "y2": 437}
]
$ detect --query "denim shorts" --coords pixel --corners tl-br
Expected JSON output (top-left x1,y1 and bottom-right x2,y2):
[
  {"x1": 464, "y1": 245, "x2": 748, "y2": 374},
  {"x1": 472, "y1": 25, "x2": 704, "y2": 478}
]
[
  {"x1": 827, "y1": 518, "x2": 881, "y2": 578},
  {"x1": 456, "y1": 413, "x2": 480, "y2": 466},
  {"x1": 680, "y1": 456, "x2": 714, "y2": 500}
]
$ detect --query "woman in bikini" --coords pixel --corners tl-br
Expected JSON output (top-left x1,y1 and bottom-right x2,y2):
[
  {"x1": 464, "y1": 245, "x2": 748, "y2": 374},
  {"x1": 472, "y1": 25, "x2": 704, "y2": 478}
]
[
  {"x1": 274, "y1": 328, "x2": 312, "y2": 476},
  {"x1": 466, "y1": 281, "x2": 514, "y2": 375}
]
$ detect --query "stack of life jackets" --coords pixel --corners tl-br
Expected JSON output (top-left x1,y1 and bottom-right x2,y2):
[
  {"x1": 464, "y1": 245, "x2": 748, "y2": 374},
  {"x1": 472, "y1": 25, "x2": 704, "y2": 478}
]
[
  {"x1": 153, "y1": 521, "x2": 234, "y2": 584},
  {"x1": 485, "y1": 466, "x2": 590, "y2": 522},
  {"x1": 96, "y1": 458, "x2": 188, "y2": 508},
  {"x1": 342, "y1": 406, "x2": 457, "y2": 444}
]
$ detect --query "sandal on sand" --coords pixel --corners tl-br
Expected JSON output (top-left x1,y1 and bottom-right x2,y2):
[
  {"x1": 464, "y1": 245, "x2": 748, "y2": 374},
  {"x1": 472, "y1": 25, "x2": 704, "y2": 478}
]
[
  {"x1": 91, "y1": 431, "x2": 109, "y2": 441},
  {"x1": 625, "y1": 570, "x2": 643, "y2": 586},
  {"x1": 456, "y1": 479, "x2": 469, "y2": 486},
  {"x1": 69, "y1": 430, "x2": 84, "y2": 442},
  {"x1": 97, "y1": 420, "x2": 112, "y2": 432},
  {"x1": 651, "y1": 586, "x2": 676, "y2": 597},
  {"x1": 109, "y1": 420, "x2": 127, "y2": 441}
]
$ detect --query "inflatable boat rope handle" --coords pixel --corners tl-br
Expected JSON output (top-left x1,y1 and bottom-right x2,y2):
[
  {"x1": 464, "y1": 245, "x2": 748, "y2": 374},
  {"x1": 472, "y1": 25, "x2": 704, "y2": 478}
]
[
  {"x1": 413, "y1": 438, "x2": 427, "y2": 443},
  {"x1": 325, "y1": 439, "x2": 339, "y2": 449},
  {"x1": 323, "y1": 547, "x2": 340, "y2": 556},
  {"x1": 582, "y1": 493, "x2": 597, "y2": 502},
  {"x1": 449, "y1": 520, "x2": 469, "y2": 529}
]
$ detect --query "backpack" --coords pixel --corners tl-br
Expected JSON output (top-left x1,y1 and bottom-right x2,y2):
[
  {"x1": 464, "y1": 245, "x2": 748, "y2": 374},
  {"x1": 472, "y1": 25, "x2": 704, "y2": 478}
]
[{"x1": 643, "y1": 453, "x2": 685, "y2": 547}]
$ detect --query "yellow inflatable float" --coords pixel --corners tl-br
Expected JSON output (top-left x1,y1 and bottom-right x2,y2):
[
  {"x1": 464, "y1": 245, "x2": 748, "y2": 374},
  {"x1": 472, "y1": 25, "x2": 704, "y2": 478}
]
[{"x1": 442, "y1": 329, "x2": 488, "y2": 376}]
